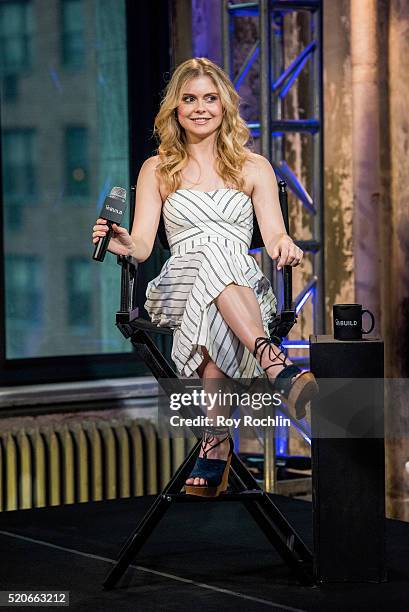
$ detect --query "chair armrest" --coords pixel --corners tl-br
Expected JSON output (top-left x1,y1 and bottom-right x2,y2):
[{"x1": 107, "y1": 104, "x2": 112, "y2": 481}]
[
  {"x1": 117, "y1": 254, "x2": 139, "y2": 268},
  {"x1": 116, "y1": 254, "x2": 139, "y2": 322}
]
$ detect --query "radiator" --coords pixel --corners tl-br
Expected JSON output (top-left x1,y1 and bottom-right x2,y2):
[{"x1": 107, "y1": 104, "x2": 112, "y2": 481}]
[{"x1": 0, "y1": 418, "x2": 196, "y2": 512}]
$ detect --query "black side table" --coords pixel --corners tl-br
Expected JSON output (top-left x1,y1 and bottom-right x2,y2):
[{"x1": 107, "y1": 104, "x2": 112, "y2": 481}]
[{"x1": 310, "y1": 334, "x2": 386, "y2": 583}]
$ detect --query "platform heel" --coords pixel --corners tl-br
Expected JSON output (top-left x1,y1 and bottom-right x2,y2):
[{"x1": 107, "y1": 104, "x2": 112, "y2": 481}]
[
  {"x1": 184, "y1": 426, "x2": 234, "y2": 498},
  {"x1": 253, "y1": 336, "x2": 319, "y2": 419}
]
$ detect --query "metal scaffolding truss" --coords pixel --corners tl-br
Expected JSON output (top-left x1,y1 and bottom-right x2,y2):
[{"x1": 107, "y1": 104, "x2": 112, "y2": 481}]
[{"x1": 222, "y1": 0, "x2": 324, "y2": 342}]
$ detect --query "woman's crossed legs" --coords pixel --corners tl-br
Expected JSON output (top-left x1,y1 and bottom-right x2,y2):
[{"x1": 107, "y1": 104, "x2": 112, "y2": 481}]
[{"x1": 185, "y1": 283, "x2": 300, "y2": 486}]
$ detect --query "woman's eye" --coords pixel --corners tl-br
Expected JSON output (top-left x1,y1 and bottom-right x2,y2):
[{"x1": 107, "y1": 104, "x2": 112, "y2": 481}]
[{"x1": 181, "y1": 95, "x2": 218, "y2": 103}]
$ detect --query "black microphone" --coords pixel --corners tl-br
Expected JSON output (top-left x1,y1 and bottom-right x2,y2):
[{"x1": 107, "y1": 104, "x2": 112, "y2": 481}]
[{"x1": 92, "y1": 186, "x2": 127, "y2": 262}]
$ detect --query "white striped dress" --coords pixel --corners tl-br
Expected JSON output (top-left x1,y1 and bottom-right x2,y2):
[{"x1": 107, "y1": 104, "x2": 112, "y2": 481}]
[{"x1": 144, "y1": 188, "x2": 277, "y2": 378}]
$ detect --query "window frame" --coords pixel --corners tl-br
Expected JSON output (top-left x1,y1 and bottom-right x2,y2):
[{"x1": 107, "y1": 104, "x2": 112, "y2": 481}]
[
  {"x1": 0, "y1": 0, "x2": 33, "y2": 76},
  {"x1": 5, "y1": 253, "x2": 43, "y2": 327},
  {"x1": 66, "y1": 255, "x2": 93, "y2": 329},
  {"x1": 2, "y1": 127, "x2": 37, "y2": 204},
  {"x1": 64, "y1": 125, "x2": 90, "y2": 198},
  {"x1": 60, "y1": 0, "x2": 86, "y2": 70}
]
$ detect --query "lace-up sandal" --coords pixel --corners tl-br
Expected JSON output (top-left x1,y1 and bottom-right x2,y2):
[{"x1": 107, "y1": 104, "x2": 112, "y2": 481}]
[
  {"x1": 184, "y1": 426, "x2": 234, "y2": 498},
  {"x1": 253, "y1": 336, "x2": 319, "y2": 420}
]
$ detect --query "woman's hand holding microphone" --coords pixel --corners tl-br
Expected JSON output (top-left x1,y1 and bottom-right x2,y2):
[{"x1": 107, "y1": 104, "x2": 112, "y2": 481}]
[{"x1": 92, "y1": 219, "x2": 134, "y2": 257}]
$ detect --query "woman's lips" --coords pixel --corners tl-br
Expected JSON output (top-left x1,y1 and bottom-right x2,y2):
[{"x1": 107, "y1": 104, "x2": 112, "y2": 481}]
[{"x1": 191, "y1": 118, "x2": 211, "y2": 124}]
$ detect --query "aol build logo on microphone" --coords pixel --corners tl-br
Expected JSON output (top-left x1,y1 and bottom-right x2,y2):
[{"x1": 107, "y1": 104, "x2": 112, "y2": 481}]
[{"x1": 105, "y1": 205, "x2": 123, "y2": 215}]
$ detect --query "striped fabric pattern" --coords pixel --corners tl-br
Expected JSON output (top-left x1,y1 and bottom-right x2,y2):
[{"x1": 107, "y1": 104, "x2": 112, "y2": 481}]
[{"x1": 144, "y1": 188, "x2": 277, "y2": 378}]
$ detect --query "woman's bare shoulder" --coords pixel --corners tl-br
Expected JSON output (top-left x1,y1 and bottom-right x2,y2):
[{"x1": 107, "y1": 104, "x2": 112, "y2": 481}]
[
  {"x1": 138, "y1": 155, "x2": 169, "y2": 201},
  {"x1": 244, "y1": 151, "x2": 271, "y2": 172},
  {"x1": 138, "y1": 155, "x2": 163, "y2": 184},
  {"x1": 243, "y1": 152, "x2": 272, "y2": 192},
  {"x1": 140, "y1": 154, "x2": 161, "y2": 172}
]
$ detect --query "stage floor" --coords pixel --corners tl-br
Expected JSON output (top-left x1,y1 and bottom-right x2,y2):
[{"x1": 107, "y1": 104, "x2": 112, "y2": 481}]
[{"x1": 0, "y1": 494, "x2": 407, "y2": 611}]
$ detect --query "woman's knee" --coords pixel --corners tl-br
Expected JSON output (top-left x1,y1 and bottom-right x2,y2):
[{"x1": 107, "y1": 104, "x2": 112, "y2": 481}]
[
  {"x1": 203, "y1": 360, "x2": 225, "y2": 378},
  {"x1": 196, "y1": 346, "x2": 225, "y2": 378}
]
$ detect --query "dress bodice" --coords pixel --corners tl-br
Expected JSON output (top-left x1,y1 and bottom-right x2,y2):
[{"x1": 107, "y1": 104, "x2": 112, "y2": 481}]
[{"x1": 162, "y1": 188, "x2": 253, "y2": 256}]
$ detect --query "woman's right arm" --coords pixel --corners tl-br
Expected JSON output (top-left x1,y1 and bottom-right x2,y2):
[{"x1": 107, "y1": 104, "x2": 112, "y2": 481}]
[
  {"x1": 92, "y1": 156, "x2": 163, "y2": 262},
  {"x1": 128, "y1": 156, "x2": 163, "y2": 262}
]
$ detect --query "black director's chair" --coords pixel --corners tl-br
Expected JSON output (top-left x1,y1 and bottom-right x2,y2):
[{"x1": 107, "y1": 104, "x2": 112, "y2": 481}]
[{"x1": 103, "y1": 181, "x2": 314, "y2": 589}]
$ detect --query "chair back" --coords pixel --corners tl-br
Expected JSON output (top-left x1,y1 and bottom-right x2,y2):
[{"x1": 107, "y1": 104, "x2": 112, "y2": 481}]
[{"x1": 121, "y1": 180, "x2": 293, "y2": 332}]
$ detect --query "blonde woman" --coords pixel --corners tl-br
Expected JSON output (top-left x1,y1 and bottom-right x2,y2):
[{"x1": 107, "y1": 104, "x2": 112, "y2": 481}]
[{"x1": 92, "y1": 57, "x2": 318, "y2": 497}]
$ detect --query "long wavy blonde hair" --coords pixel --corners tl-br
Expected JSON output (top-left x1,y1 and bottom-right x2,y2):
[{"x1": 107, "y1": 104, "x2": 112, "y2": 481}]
[{"x1": 154, "y1": 57, "x2": 251, "y2": 195}]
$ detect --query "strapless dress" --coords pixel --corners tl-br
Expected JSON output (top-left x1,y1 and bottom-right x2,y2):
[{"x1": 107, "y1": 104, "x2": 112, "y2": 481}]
[{"x1": 144, "y1": 188, "x2": 277, "y2": 378}]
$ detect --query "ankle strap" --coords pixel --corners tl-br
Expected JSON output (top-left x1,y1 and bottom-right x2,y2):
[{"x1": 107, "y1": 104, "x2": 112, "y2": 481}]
[
  {"x1": 253, "y1": 336, "x2": 290, "y2": 370},
  {"x1": 203, "y1": 425, "x2": 230, "y2": 437},
  {"x1": 201, "y1": 425, "x2": 231, "y2": 459},
  {"x1": 274, "y1": 364, "x2": 302, "y2": 395}
]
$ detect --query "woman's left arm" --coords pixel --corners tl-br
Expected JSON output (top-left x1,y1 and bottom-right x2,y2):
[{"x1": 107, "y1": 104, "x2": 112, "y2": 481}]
[{"x1": 250, "y1": 154, "x2": 304, "y2": 270}]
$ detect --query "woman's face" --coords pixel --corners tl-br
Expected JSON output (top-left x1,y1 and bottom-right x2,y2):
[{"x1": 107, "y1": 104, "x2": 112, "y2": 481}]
[{"x1": 176, "y1": 75, "x2": 223, "y2": 142}]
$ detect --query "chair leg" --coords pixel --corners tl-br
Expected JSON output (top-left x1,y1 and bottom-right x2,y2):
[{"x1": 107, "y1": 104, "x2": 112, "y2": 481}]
[
  {"x1": 229, "y1": 454, "x2": 313, "y2": 585},
  {"x1": 108, "y1": 319, "x2": 314, "y2": 587},
  {"x1": 104, "y1": 442, "x2": 313, "y2": 589},
  {"x1": 103, "y1": 438, "x2": 201, "y2": 589}
]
